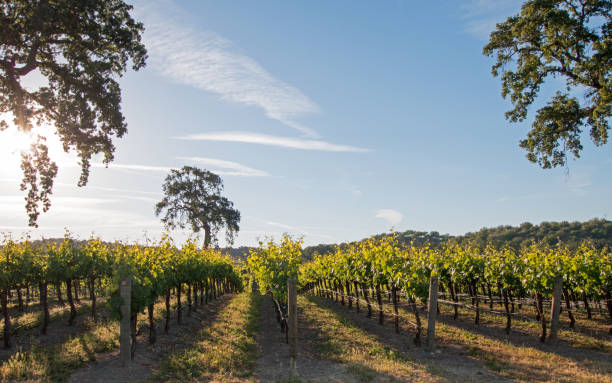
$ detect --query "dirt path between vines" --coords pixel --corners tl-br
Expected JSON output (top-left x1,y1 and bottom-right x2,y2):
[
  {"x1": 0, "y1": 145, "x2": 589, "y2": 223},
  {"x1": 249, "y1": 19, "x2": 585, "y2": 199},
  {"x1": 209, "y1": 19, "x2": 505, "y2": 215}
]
[
  {"x1": 252, "y1": 295, "x2": 358, "y2": 383},
  {"x1": 68, "y1": 294, "x2": 233, "y2": 383}
]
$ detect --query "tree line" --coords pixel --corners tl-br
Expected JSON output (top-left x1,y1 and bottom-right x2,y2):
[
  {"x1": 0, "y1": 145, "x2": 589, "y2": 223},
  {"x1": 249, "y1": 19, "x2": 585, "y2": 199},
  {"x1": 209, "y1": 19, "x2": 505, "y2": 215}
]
[{"x1": 300, "y1": 219, "x2": 612, "y2": 260}]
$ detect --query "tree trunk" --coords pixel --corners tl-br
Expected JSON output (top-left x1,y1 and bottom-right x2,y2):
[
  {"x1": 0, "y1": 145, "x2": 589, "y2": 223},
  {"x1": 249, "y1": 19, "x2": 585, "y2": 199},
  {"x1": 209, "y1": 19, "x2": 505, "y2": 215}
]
[
  {"x1": 16, "y1": 288, "x2": 24, "y2": 313},
  {"x1": 56, "y1": 284, "x2": 64, "y2": 306},
  {"x1": 562, "y1": 288, "x2": 575, "y2": 328},
  {"x1": 376, "y1": 284, "x2": 384, "y2": 324},
  {"x1": 534, "y1": 295, "x2": 540, "y2": 321},
  {"x1": 346, "y1": 282, "x2": 352, "y2": 309},
  {"x1": 203, "y1": 224, "x2": 211, "y2": 248},
  {"x1": 362, "y1": 283, "x2": 372, "y2": 318},
  {"x1": 148, "y1": 303, "x2": 156, "y2": 345},
  {"x1": 583, "y1": 293, "x2": 592, "y2": 320},
  {"x1": 392, "y1": 287, "x2": 399, "y2": 334},
  {"x1": 187, "y1": 284, "x2": 192, "y2": 316},
  {"x1": 473, "y1": 283, "x2": 480, "y2": 325},
  {"x1": 26, "y1": 285, "x2": 30, "y2": 307},
  {"x1": 1, "y1": 289, "x2": 10, "y2": 348},
  {"x1": 354, "y1": 282, "x2": 360, "y2": 313},
  {"x1": 40, "y1": 282, "x2": 49, "y2": 335},
  {"x1": 502, "y1": 286, "x2": 511, "y2": 335},
  {"x1": 73, "y1": 280, "x2": 80, "y2": 304},
  {"x1": 66, "y1": 279, "x2": 76, "y2": 325},
  {"x1": 89, "y1": 277, "x2": 97, "y2": 321},
  {"x1": 164, "y1": 289, "x2": 171, "y2": 334},
  {"x1": 176, "y1": 283, "x2": 182, "y2": 325},
  {"x1": 449, "y1": 282, "x2": 458, "y2": 320},
  {"x1": 536, "y1": 293, "x2": 546, "y2": 342},
  {"x1": 409, "y1": 296, "x2": 422, "y2": 346},
  {"x1": 193, "y1": 283, "x2": 198, "y2": 311}
]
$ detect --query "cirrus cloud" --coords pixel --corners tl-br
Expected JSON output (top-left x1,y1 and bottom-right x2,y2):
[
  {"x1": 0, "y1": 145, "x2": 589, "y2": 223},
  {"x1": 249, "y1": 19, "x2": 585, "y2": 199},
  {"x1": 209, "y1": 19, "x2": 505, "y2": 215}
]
[
  {"x1": 135, "y1": 0, "x2": 320, "y2": 137},
  {"x1": 175, "y1": 131, "x2": 370, "y2": 153}
]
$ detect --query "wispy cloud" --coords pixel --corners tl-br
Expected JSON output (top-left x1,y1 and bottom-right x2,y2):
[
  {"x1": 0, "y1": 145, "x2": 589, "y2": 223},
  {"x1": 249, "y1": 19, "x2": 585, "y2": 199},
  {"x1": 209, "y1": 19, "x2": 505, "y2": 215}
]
[
  {"x1": 135, "y1": 0, "x2": 320, "y2": 137},
  {"x1": 55, "y1": 183, "x2": 162, "y2": 196},
  {"x1": 375, "y1": 209, "x2": 403, "y2": 225},
  {"x1": 175, "y1": 131, "x2": 370, "y2": 153},
  {"x1": 92, "y1": 163, "x2": 173, "y2": 173},
  {"x1": 178, "y1": 157, "x2": 270, "y2": 177},
  {"x1": 0, "y1": 196, "x2": 161, "y2": 233},
  {"x1": 92, "y1": 159, "x2": 268, "y2": 177},
  {"x1": 461, "y1": 0, "x2": 522, "y2": 40},
  {"x1": 0, "y1": 195, "x2": 119, "y2": 214}
]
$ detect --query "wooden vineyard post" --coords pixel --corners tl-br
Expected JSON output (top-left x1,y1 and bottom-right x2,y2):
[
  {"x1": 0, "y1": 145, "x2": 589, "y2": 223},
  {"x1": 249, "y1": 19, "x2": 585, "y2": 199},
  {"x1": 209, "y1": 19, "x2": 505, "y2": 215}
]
[
  {"x1": 120, "y1": 276, "x2": 132, "y2": 366},
  {"x1": 426, "y1": 276, "x2": 439, "y2": 352},
  {"x1": 549, "y1": 275, "x2": 563, "y2": 343},
  {"x1": 288, "y1": 278, "x2": 298, "y2": 359}
]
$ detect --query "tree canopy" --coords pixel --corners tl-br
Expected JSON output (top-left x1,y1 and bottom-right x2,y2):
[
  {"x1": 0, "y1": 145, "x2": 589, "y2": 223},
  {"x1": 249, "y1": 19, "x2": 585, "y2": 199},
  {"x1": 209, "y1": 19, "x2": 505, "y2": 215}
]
[
  {"x1": 155, "y1": 166, "x2": 241, "y2": 248},
  {"x1": 0, "y1": 0, "x2": 147, "y2": 226},
  {"x1": 483, "y1": 0, "x2": 611, "y2": 168}
]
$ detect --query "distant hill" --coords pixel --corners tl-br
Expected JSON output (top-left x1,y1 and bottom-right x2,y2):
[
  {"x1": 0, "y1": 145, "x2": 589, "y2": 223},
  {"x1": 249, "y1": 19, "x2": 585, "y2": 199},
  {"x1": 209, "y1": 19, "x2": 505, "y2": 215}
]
[
  {"x1": 455, "y1": 218, "x2": 612, "y2": 249},
  {"x1": 298, "y1": 218, "x2": 612, "y2": 260}
]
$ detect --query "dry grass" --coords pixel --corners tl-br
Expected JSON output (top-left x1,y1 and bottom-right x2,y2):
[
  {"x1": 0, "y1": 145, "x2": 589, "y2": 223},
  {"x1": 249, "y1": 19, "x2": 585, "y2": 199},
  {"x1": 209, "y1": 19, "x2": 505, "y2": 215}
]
[
  {"x1": 309, "y1": 292, "x2": 612, "y2": 383},
  {"x1": 0, "y1": 294, "x2": 189, "y2": 382},
  {"x1": 150, "y1": 292, "x2": 262, "y2": 382},
  {"x1": 432, "y1": 303, "x2": 612, "y2": 383},
  {"x1": 300, "y1": 296, "x2": 448, "y2": 383},
  {"x1": 0, "y1": 297, "x2": 105, "y2": 340},
  {"x1": 0, "y1": 319, "x2": 119, "y2": 382}
]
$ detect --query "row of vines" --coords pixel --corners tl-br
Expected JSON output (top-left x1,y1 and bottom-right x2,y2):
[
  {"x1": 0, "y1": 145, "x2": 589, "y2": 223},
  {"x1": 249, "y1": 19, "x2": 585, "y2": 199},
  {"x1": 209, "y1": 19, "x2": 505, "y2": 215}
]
[
  {"x1": 246, "y1": 234, "x2": 302, "y2": 335},
  {"x1": 299, "y1": 234, "x2": 612, "y2": 343},
  {"x1": 0, "y1": 234, "x2": 243, "y2": 351}
]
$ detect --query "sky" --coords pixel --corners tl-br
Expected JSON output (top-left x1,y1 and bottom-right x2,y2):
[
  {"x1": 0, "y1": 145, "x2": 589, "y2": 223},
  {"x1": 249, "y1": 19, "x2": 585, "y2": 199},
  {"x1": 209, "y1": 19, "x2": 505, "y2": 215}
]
[{"x1": 1, "y1": 0, "x2": 611, "y2": 247}]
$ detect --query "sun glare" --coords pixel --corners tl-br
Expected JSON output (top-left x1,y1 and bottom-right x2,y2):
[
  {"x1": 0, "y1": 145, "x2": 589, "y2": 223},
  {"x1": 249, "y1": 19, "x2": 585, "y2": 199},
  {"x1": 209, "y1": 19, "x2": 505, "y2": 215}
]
[{"x1": 0, "y1": 114, "x2": 76, "y2": 175}]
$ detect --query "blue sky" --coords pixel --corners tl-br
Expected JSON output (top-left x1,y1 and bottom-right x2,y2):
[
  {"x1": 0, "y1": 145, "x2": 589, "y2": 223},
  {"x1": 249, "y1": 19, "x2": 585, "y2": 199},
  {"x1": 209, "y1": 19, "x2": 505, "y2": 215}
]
[{"x1": 1, "y1": 0, "x2": 610, "y2": 246}]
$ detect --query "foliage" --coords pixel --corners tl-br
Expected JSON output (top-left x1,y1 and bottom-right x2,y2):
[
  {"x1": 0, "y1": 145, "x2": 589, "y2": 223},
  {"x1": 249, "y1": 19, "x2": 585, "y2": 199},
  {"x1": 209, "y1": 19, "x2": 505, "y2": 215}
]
[
  {"x1": 0, "y1": 0, "x2": 147, "y2": 226},
  {"x1": 0, "y1": 234, "x2": 243, "y2": 320},
  {"x1": 483, "y1": 0, "x2": 612, "y2": 168},
  {"x1": 246, "y1": 234, "x2": 302, "y2": 301},
  {"x1": 155, "y1": 166, "x2": 241, "y2": 248},
  {"x1": 300, "y1": 235, "x2": 612, "y2": 303}
]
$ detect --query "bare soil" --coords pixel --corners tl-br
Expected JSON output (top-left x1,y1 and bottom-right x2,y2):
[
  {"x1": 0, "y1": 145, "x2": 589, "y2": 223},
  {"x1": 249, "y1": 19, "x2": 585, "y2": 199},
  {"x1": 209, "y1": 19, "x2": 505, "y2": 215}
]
[{"x1": 252, "y1": 295, "x2": 359, "y2": 383}]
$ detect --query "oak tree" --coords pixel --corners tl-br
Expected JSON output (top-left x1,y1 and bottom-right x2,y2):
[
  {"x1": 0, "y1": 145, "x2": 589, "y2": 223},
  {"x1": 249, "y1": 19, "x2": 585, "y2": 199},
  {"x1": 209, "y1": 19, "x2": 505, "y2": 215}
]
[
  {"x1": 0, "y1": 0, "x2": 147, "y2": 225},
  {"x1": 155, "y1": 166, "x2": 241, "y2": 248},
  {"x1": 484, "y1": 0, "x2": 611, "y2": 168}
]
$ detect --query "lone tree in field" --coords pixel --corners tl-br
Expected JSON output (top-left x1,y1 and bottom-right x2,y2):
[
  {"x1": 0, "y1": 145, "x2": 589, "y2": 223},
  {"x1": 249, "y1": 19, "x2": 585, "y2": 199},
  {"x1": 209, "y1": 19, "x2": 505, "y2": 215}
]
[
  {"x1": 484, "y1": 0, "x2": 611, "y2": 169},
  {"x1": 155, "y1": 166, "x2": 241, "y2": 248},
  {"x1": 0, "y1": 0, "x2": 147, "y2": 226}
]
